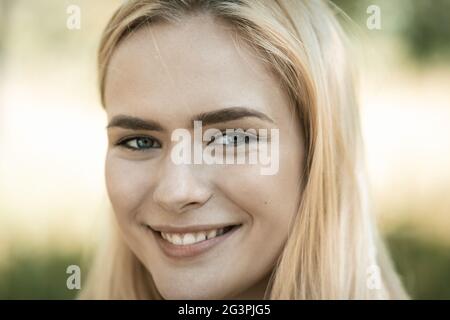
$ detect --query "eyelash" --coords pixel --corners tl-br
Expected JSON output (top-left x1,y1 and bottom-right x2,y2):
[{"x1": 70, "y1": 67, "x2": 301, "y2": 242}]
[
  {"x1": 116, "y1": 136, "x2": 162, "y2": 151},
  {"x1": 207, "y1": 131, "x2": 259, "y2": 147},
  {"x1": 116, "y1": 131, "x2": 260, "y2": 152}
]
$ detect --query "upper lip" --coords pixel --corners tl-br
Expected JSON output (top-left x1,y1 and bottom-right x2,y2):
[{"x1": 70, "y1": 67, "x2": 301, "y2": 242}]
[{"x1": 147, "y1": 223, "x2": 240, "y2": 234}]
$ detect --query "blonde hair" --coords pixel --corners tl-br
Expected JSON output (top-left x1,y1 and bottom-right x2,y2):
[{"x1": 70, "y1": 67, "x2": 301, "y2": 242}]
[{"x1": 81, "y1": 0, "x2": 407, "y2": 299}]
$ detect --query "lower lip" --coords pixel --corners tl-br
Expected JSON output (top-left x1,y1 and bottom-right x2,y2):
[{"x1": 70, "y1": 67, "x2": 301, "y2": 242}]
[{"x1": 151, "y1": 226, "x2": 241, "y2": 259}]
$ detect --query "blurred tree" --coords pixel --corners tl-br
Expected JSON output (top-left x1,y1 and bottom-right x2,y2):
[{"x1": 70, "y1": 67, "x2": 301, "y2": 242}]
[
  {"x1": 331, "y1": 0, "x2": 450, "y2": 62},
  {"x1": 0, "y1": 0, "x2": 15, "y2": 142},
  {"x1": 401, "y1": 0, "x2": 450, "y2": 61},
  {"x1": 0, "y1": 0, "x2": 14, "y2": 66}
]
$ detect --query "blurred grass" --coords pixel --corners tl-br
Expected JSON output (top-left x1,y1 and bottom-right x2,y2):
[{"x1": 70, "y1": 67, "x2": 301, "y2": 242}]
[
  {"x1": 0, "y1": 248, "x2": 89, "y2": 300},
  {"x1": 0, "y1": 229, "x2": 449, "y2": 299},
  {"x1": 386, "y1": 228, "x2": 450, "y2": 300}
]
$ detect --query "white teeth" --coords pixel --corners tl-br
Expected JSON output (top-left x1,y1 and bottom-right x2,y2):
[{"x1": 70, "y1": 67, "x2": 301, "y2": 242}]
[
  {"x1": 160, "y1": 227, "x2": 232, "y2": 246},
  {"x1": 206, "y1": 229, "x2": 217, "y2": 239},
  {"x1": 183, "y1": 233, "x2": 196, "y2": 245},
  {"x1": 172, "y1": 234, "x2": 182, "y2": 245},
  {"x1": 195, "y1": 232, "x2": 206, "y2": 242}
]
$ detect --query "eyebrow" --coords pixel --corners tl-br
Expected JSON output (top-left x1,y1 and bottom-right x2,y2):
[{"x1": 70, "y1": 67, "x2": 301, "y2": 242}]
[
  {"x1": 106, "y1": 106, "x2": 275, "y2": 131},
  {"x1": 194, "y1": 106, "x2": 274, "y2": 126},
  {"x1": 107, "y1": 115, "x2": 164, "y2": 131}
]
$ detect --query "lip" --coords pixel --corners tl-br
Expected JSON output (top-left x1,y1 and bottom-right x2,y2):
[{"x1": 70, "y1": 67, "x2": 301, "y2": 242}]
[{"x1": 146, "y1": 224, "x2": 242, "y2": 259}]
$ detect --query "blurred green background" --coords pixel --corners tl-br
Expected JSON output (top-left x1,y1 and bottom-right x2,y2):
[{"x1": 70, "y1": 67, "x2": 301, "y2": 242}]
[{"x1": 0, "y1": 0, "x2": 449, "y2": 299}]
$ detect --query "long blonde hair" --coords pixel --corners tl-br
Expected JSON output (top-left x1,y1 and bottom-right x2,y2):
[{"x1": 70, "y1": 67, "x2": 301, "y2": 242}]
[{"x1": 81, "y1": 0, "x2": 407, "y2": 299}]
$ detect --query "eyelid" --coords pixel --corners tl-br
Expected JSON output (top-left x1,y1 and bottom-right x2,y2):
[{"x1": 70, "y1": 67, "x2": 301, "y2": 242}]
[
  {"x1": 207, "y1": 130, "x2": 259, "y2": 146},
  {"x1": 116, "y1": 135, "x2": 162, "y2": 150}
]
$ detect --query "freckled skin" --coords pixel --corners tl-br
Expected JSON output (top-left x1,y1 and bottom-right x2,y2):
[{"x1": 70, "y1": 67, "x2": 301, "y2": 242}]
[{"x1": 104, "y1": 14, "x2": 305, "y2": 299}]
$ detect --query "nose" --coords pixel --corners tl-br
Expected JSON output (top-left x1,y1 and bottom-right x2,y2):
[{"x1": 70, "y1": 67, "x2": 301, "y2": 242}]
[{"x1": 152, "y1": 161, "x2": 212, "y2": 214}]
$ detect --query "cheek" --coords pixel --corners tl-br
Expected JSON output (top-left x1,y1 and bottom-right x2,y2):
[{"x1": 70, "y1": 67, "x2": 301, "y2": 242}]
[
  {"x1": 217, "y1": 151, "x2": 302, "y2": 242},
  {"x1": 105, "y1": 153, "x2": 153, "y2": 221},
  {"x1": 228, "y1": 131, "x2": 303, "y2": 242}
]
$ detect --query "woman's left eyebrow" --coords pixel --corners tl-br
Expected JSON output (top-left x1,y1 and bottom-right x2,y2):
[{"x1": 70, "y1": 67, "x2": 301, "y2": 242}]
[{"x1": 192, "y1": 106, "x2": 275, "y2": 126}]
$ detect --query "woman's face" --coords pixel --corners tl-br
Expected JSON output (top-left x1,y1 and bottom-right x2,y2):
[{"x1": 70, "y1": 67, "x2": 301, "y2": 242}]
[{"x1": 104, "y1": 14, "x2": 305, "y2": 299}]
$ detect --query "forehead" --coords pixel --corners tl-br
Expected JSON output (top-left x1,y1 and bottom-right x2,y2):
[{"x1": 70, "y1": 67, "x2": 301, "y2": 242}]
[{"x1": 104, "y1": 13, "x2": 290, "y2": 126}]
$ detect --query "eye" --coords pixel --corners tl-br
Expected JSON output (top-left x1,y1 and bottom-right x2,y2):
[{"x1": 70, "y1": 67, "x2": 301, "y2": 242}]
[
  {"x1": 208, "y1": 131, "x2": 258, "y2": 147},
  {"x1": 117, "y1": 136, "x2": 161, "y2": 151}
]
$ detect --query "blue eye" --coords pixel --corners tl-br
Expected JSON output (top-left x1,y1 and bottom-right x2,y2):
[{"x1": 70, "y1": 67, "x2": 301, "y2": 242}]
[
  {"x1": 209, "y1": 131, "x2": 258, "y2": 147},
  {"x1": 118, "y1": 136, "x2": 161, "y2": 151}
]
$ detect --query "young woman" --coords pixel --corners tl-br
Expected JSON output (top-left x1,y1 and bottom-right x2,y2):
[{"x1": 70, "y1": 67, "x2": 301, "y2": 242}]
[{"x1": 80, "y1": 0, "x2": 407, "y2": 299}]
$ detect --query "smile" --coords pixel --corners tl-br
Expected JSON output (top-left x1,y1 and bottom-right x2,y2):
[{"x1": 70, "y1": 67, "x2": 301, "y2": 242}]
[
  {"x1": 145, "y1": 224, "x2": 242, "y2": 258},
  {"x1": 160, "y1": 226, "x2": 234, "y2": 245}
]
